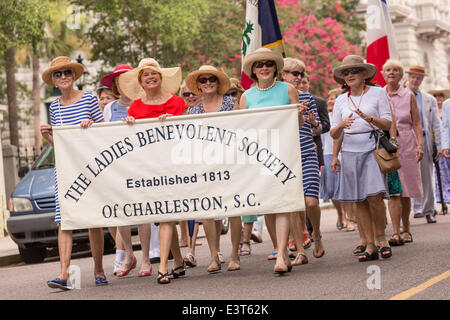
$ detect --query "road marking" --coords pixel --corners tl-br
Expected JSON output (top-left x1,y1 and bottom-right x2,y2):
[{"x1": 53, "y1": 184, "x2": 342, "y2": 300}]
[{"x1": 390, "y1": 270, "x2": 450, "y2": 300}]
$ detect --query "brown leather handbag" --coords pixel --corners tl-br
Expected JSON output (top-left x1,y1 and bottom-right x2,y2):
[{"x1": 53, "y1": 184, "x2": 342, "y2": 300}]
[{"x1": 373, "y1": 132, "x2": 401, "y2": 174}]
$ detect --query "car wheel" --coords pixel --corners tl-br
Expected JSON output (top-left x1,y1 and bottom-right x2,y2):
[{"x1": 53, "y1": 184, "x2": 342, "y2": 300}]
[
  {"x1": 19, "y1": 246, "x2": 46, "y2": 264},
  {"x1": 221, "y1": 218, "x2": 229, "y2": 235}
]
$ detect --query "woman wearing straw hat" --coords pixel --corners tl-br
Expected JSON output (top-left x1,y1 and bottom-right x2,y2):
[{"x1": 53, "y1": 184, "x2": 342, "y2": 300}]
[
  {"x1": 381, "y1": 60, "x2": 424, "y2": 245},
  {"x1": 239, "y1": 48, "x2": 307, "y2": 274},
  {"x1": 429, "y1": 88, "x2": 450, "y2": 210},
  {"x1": 100, "y1": 63, "x2": 155, "y2": 278},
  {"x1": 185, "y1": 65, "x2": 243, "y2": 273},
  {"x1": 330, "y1": 55, "x2": 393, "y2": 262},
  {"x1": 40, "y1": 56, "x2": 107, "y2": 290},
  {"x1": 119, "y1": 58, "x2": 188, "y2": 284}
]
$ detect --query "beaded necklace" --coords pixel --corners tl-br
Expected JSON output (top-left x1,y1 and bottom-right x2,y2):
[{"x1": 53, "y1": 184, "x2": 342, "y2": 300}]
[{"x1": 256, "y1": 79, "x2": 277, "y2": 91}]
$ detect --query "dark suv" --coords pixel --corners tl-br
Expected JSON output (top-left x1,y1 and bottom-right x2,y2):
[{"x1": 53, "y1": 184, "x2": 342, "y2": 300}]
[{"x1": 7, "y1": 145, "x2": 116, "y2": 264}]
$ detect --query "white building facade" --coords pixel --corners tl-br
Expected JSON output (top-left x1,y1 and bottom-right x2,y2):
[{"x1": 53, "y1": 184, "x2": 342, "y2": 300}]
[{"x1": 358, "y1": 0, "x2": 450, "y2": 91}]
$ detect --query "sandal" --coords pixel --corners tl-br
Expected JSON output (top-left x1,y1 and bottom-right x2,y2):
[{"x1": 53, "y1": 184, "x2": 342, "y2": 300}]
[
  {"x1": 353, "y1": 245, "x2": 366, "y2": 255},
  {"x1": 288, "y1": 249, "x2": 296, "y2": 259},
  {"x1": 207, "y1": 255, "x2": 222, "y2": 273},
  {"x1": 169, "y1": 261, "x2": 186, "y2": 279},
  {"x1": 138, "y1": 265, "x2": 152, "y2": 277},
  {"x1": 288, "y1": 239, "x2": 297, "y2": 251},
  {"x1": 157, "y1": 271, "x2": 170, "y2": 284},
  {"x1": 183, "y1": 253, "x2": 197, "y2": 268},
  {"x1": 336, "y1": 222, "x2": 344, "y2": 230},
  {"x1": 115, "y1": 256, "x2": 137, "y2": 277},
  {"x1": 400, "y1": 231, "x2": 413, "y2": 243},
  {"x1": 292, "y1": 252, "x2": 308, "y2": 266},
  {"x1": 302, "y1": 233, "x2": 312, "y2": 249},
  {"x1": 312, "y1": 234, "x2": 325, "y2": 258},
  {"x1": 379, "y1": 246, "x2": 392, "y2": 259},
  {"x1": 388, "y1": 233, "x2": 405, "y2": 246},
  {"x1": 239, "y1": 241, "x2": 251, "y2": 256},
  {"x1": 267, "y1": 252, "x2": 277, "y2": 260},
  {"x1": 358, "y1": 251, "x2": 379, "y2": 262}
]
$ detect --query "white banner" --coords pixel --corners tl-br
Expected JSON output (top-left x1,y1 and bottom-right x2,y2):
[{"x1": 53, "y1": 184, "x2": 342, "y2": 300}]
[{"x1": 53, "y1": 105, "x2": 304, "y2": 230}]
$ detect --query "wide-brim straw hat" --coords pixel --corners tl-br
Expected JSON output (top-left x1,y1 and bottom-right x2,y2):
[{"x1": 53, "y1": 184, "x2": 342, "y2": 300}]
[
  {"x1": 429, "y1": 88, "x2": 450, "y2": 100},
  {"x1": 118, "y1": 58, "x2": 182, "y2": 101},
  {"x1": 229, "y1": 78, "x2": 244, "y2": 93},
  {"x1": 333, "y1": 55, "x2": 377, "y2": 85},
  {"x1": 42, "y1": 56, "x2": 84, "y2": 86},
  {"x1": 100, "y1": 64, "x2": 133, "y2": 88},
  {"x1": 242, "y1": 48, "x2": 284, "y2": 78},
  {"x1": 406, "y1": 65, "x2": 428, "y2": 77},
  {"x1": 185, "y1": 65, "x2": 231, "y2": 96}
]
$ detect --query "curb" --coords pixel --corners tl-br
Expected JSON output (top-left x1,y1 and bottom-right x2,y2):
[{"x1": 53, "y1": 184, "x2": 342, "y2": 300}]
[{"x1": 0, "y1": 254, "x2": 22, "y2": 267}]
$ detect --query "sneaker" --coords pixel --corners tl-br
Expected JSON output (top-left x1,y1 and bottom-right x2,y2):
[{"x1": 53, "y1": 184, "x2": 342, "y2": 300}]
[
  {"x1": 113, "y1": 260, "x2": 122, "y2": 276},
  {"x1": 251, "y1": 230, "x2": 263, "y2": 243},
  {"x1": 183, "y1": 253, "x2": 197, "y2": 267},
  {"x1": 95, "y1": 276, "x2": 109, "y2": 286},
  {"x1": 47, "y1": 278, "x2": 73, "y2": 291}
]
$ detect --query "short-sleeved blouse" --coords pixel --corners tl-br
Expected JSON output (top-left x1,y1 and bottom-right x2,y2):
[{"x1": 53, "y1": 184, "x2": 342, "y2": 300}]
[
  {"x1": 331, "y1": 86, "x2": 391, "y2": 152},
  {"x1": 189, "y1": 95, "x2": 235, "y2": 114},
  {"x1": 128, "y1": 95, "x2": 188, "y2": 119}
]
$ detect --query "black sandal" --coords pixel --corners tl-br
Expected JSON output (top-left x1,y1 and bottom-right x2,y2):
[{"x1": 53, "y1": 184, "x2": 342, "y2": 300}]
[
  {"x1": 157, "y1": 271, "x2": 170, "y2": 284},
  {"x1": 358, "y1": 250, "x2": 379, "y2": 262},
  {"x1": 379, "y1": 246, "x2": 392, "y2": 259},
  {"x1": 353, "y1": 245, "x2": 366, "y2": 255},
  {"x1": 169, "y1": 262, "x2": 186, "y2": 279},
  {"x1": 388, "y1": 233, "x2": 404, "y2": 246},
  {"x1": 400, "y1": 231, "x2": 413, "y2": 243}
]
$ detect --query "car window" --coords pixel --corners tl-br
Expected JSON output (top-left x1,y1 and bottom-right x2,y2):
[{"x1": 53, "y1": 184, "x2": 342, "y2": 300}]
[{"x1": 32, "y1": 145, "x2": 55, "y2": 170}]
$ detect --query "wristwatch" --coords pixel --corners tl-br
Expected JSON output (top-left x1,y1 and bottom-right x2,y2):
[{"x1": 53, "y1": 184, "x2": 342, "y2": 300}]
[{"x1": 368, "y1": 116, "x2": 374, "y2": 123}]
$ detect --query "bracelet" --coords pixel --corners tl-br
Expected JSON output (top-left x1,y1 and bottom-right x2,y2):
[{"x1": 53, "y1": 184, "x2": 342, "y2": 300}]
[{"x1": 389, "y1": 137, "x2": 397, "y2": 144}]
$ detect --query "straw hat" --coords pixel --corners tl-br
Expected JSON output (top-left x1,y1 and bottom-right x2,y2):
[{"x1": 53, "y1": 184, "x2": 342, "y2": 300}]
[
  {"x1": 429, "y1": 88, "x2": 450, "y2": 100},
  {"x1": 406, "y1": 65, "x2": 428, "y2": 77},
  {"x1": 100, "y1": 64, "x2": 133, "y2": 88},
  {"x1": 229, "y1": 78, "x2": 244, "y2": 93},
  {"x1": 42, "y1": 56, "x2": 84, "y2": 86},
  {"x1": 185, "y1": 65, "x2": 231, "y2": 95},
  {"x1": 118, "y1": 58, "x2": 182, "y2": 101},
  {"x1": 242, "y1": 48, "x2": 284, "y2": 78},
  {"x1": 333, "y1": 55, "x2": 377, "y2": 85}
]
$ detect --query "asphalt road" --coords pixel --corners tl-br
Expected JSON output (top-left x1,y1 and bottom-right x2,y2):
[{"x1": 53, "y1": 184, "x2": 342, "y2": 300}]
[{"x1": 0, "y1": 207, "x2": 449, "y2": 301}]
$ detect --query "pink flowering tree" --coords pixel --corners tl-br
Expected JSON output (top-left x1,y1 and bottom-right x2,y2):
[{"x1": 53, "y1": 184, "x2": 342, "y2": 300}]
[{"x1": 277, "y1": 0, "x2": 362, "y2": 97}]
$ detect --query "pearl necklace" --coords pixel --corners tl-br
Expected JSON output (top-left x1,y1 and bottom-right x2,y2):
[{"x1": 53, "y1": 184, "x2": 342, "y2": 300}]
[{"x1": 256, "y1": 79, "x2": 277, "y2": 91}]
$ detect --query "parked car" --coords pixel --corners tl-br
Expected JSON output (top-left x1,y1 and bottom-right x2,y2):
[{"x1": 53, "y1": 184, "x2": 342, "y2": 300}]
[{"x1": 7, "y1": 145, "x2": 119, "y2": 264}]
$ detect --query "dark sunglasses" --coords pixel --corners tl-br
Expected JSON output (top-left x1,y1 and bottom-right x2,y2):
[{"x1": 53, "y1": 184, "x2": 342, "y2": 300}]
[
  {"x1": 254, "y1": 61, "x2": 275, "y2": 69},
  {"x1": 182, "y1": 91, "x2": 197, "y2": 97},
  {"x1": 198, "y1": 76, "x2": 218, "y2": 84},
  {"x1": 52, "y1": 69, "x2": 73, "y2": 78},
  {"x1": 342, "y1": 68, "x2": 361, "y2": 77},
  {"x1": 288, "y1": 70, "x2": 304, "y2": 78},
  {"x1": 225, "y1": 90, "x2": 238, "y2": 97}
]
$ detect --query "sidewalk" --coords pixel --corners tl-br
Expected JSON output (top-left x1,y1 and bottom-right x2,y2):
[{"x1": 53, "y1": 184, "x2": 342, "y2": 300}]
[{"x1": 0, "y1": 200, "x2": 335, "y2": 267}]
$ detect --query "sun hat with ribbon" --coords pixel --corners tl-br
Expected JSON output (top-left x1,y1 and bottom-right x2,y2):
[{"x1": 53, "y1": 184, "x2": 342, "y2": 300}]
[
  {"x1": 406, "y1": 65, "x2": 428, "y2": 77},
  {"x1": 100, "y1": 64, "x2": 133, "y2": 89},
  {"x1": 118, "y1": 58, "x2": 182, "y2": 101},
  {"x1": 185, "y1": 65, "x2": 231, "y2": 96},
  {"x1": 242, "y1": 47, "x2": 284, "y2": 78},
  {"x1": 42, "y1": 56, "x2": 84, "y2": 86},
  {"x1": 333, "y1": 55, "x2": 377, "y2": 85},
  {"x1": 429, "y1": 87, "x2": 450, "y2": 100}
]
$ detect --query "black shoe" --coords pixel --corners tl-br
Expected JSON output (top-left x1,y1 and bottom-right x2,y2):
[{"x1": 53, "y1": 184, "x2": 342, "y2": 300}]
[
  {"x1": 168, "y1": 250, "x2": 174, "y2": 260},
  {"x1": 426, "y1": 215, "x2": 437, "y2": 223},
  {"x1": 150, "y1": 257, "x2": 160, "y2": 264},
  {"x1": 414, "y1": 212, "x2": 424, "y2": 218}
]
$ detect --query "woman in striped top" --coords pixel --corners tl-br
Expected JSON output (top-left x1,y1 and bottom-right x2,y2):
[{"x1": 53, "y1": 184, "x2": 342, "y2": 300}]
[
  {"x1": 281, "y1": 58, "x2": 325, "y2": 260},
  {"x1": 40, "y1": 56, "x2": 106, "y2": 290}
]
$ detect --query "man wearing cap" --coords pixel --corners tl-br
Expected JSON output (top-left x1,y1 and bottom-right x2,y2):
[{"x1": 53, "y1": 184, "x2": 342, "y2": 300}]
[{"x1": 407, "y1": 66, "x2": 442, "y2": 223}]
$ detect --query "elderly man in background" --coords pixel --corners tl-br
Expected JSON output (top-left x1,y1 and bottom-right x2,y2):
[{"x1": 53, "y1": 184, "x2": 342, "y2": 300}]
[
  {"x1": 442, "y1": 97, "x2": 450, "y2": 158},
  {"x1": 407, "y1": 66, "x2": 442, "y2": 224}
]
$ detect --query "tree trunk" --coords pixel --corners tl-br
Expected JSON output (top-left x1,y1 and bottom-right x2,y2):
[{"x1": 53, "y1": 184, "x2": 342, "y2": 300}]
[
  {"x1": 5, "y1": 46, "x2": 19, "y2": 147},
  {"x1": 32, "y1": 53, "x2": 42, "y2": 153}
]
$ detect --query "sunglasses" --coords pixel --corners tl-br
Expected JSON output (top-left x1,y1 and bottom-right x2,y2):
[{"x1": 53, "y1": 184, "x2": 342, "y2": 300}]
[
  {"x1": 198, "y1": 76, "x2": 218, "y2": 84},
  {"x1": 225, "y1": 90, "x2": 238, "y2": 97},
  {"x1": 342, "y1": 69, "x2": 361, "y2": 77},
  {"x1": 254, "y1": 61, "x2": 275, "y2": 69},
  {"x1": 288, "y1": 70, "x2": 304, "y2": 78},
  {"x1": 182, "y1": 92, "x2": 197, "y2": 97},
  {"x1": 52, "y1": 69, "x2": 73, "y2": 78}
]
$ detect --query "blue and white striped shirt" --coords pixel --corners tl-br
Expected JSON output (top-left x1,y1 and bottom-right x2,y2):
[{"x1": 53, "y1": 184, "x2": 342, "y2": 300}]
[
  {"x1": 299, "y1": 92, "x2": 321, "y2": 154},
  {"x1": 49, "y1": 92, "x2": 104, "y2": 127}
]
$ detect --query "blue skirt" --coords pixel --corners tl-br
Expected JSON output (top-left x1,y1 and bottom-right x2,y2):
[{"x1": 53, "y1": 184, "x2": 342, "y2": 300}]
[
  {"x1": 335, "y1": 150, "x2": 389, "y2": 202},
  {"x1": 320, "y1": 154, "x2": 339, "y2": 201},
  {"x1": 302, "y1": 149, "x2": 320, "y2": 199}
]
